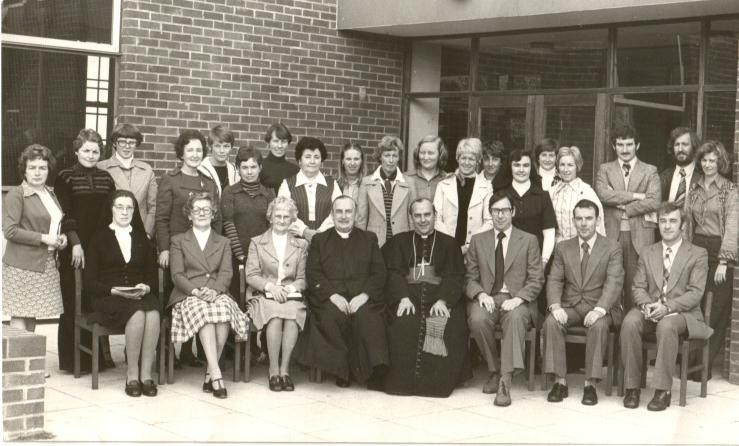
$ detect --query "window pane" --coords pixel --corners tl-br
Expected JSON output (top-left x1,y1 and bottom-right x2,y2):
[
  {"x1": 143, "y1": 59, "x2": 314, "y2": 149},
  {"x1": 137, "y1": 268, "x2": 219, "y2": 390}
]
[
  {"x1": 707, "y1": 18, "x2": 739, "y2": 85},
  {"x1": 85, "y1": 115, "x2": 97, "y2": 130},
  {"x1": 479, "y1": 101, "x2": 527, "y2": 152},
  {"x1": 439, "y1": 96, "x2": 469, "y2": 171},
  {"x1": 87, "y1": 56, "x2": 100, "y2": 79},
  {"x1": 2, "y1": 0, "x2": 114, "y2": 44},
  {"x1": 616, "y1": 22, "x2": 700, "y2": 87},
  {"x1": 99, "y1": 57, "x2": 110, "y2": 81},
  {"x1": 411, "y1": 39, "x2": 471, "y2": 92},
  {"x1": 99, "y1": 89, "x2": 109, "y2": 103},
  {"x1": 478, "y1": 29, "x2": 607, "y2": 91},
  {"x1": 544, "y1": 99, "x2": 596, "y2": 185},
  {"x1": 704, "y1": 91, "x2": 737, "y2": 150}
]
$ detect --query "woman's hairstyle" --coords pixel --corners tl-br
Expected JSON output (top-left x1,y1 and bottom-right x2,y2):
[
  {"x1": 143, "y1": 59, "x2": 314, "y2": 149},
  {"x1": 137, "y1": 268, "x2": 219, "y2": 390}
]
[
  {"x1": 482, "y1": 140, "x2": 506, "y2": 160},
  {"x1": 413, "y1": 135, "x2": 448, "y2": 171},
  {"x1": 455, "y1": 137, "x2": 482, "y2": 163},
  {"x1": 174, "y1": 129, "x2": 209, "y2": 160},
  {"x1": 695, "y1": 140, "x2": 732, "y2": 177},
  {"x1": 97, "y1": 189, "x2": 146, "y2": 233},
  {"x1": 73, "y1": 128, "x2": 104, "y2": 153},
  {"x1": 266, "y1": 196, "x2": 299, "y2": 222},
  {"x1": 295, "y1": 136, "x2": 327, "y2": 162},
  {"x1": 18, "y1": 144, "x2": 56, "y2": 176},
  {"x1": 208, "y1": 125, "x2": 235, "y2": 146},
  {"x1": 110, "y1": 123, "x2": 143, "y2": 147},
  {"x1": 182, "y1": 191, "x2": 217, "y2": 219},
  {"x1": 556, "y1": 146, "x2": 584, "y2": 173},
  {"x1": 338, "y1": 142, "x2": 366, "y2": 186},
  {"x1": 374, "y1": 135, "x2": 404, "y2": 162},
  {"x1": 263, "y1": 122, "x2": 293, "y2": 144},
  {"x1": 534, "y1": 138, "x2": 559, "y2": 161},
  {"x1": 508, "y1": 149, "x2": 540, "y2": 183},
  {"x1": 235, "y1": 145, "x2": 263, "y2": 168}
]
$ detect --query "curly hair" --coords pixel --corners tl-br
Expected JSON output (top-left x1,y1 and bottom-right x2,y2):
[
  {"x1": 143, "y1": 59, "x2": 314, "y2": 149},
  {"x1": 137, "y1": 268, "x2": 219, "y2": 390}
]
[
  {"x1": 18, "y1": 144, "x2": 56, "y2": 177},
  {"x1": 174, "y1": 129, "x2": 209, "y2": 160}
]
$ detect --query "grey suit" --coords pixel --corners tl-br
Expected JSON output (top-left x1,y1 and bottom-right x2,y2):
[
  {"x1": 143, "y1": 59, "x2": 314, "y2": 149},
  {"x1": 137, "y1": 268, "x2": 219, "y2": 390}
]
[
  {"x1": 465, "y1": 227, "x2": 544, "y2": 375},
  {"x1": 543, "y1": 235, "x2": 624, "y2": 380}
]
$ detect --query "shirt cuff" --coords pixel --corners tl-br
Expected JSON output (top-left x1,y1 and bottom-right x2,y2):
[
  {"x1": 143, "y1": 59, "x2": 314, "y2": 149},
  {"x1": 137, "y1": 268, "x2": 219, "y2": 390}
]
[{"x1": 594, "y1": 307, "x2": 607, "y2": 316}]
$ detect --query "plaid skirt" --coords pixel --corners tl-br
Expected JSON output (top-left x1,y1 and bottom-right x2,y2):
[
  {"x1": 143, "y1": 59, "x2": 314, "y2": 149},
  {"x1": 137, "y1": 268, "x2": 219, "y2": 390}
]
[{"x1": 170, "y1": 294, "x2": 250, "y2": 344}]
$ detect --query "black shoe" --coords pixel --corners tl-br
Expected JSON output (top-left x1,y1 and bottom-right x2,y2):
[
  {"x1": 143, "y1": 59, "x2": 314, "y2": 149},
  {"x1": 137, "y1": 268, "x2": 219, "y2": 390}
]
[
  {"x1": 623, "y1": 388, "x2": 640, "y2": 409},
  {"x1": 581, "y1": 385, "x2": 598, "y2": 406},
  {"x1": 482, "y1": 372, "x2": 500, "y2": 394},
  {"x1": 547, "y1": 383, "x2": 569, "y2": 402},
  {"x1": 269, "y1": 375, "x2": 282, "y2": 392},
  {"x1": 335, "y1": 377, "x2": 350, "y2": 388},
  {"x1": 125, "y1": 380, "x2": 142, "y2": 397},
  {"x1": 212, "y1": 378, "x2": 227, "y2": 399},
  {"x1": 202, "y1": 372, "x2": 213, "y2": 393},
  {"x1": 647, "y1": 390, "x2": 671, "y2": 411},
  {"x1": 281, "y1": 375, "x2": 294, "y2": 391},
  {"x1": 493, "y1": 378, "x2": 511, "y2": 407},
  {"x1": 141, "y1": 379, "x2": 158, "y2": 397}
]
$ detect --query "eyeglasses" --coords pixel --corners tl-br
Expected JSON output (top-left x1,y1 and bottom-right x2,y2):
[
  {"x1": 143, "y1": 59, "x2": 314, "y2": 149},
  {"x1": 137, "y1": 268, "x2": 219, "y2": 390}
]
[
  {"x1": 114, "y1": 205, "x2": 135, "y2": 212},
  {"x1": 192, "y1": 207, "x2": 213, "y2": 215},
  {"x1": 490, "y1": 207, "x2": 512, "y2": 216},
  {"x1": 116, "y1": 139, "x2": 137, "y2": 148}
]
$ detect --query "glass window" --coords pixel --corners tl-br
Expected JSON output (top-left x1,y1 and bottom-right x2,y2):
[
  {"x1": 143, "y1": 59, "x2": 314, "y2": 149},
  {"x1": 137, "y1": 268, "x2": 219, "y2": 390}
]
[
  {"x1": 2, "y1": 0, "x2": 114, "y2": 44},
  {"x1": 439, "y1": 97, "x2": 469, "y2": 171},
  {"x1": 411, "y1": 39, "x2": 471, "y2": 92},
  {"x1": 704, "y1": 91, "x2": 737, "y2": 150},
  {"x1": 544, "y1": 98, "x2": 597, "y2": 185},
  {"x1": 707, "y1": 18, "x2": 739, "y2": 85},
  {"x1": 616, "y1": 22, "x2": 700, "y2": 87},
  {"x1": 477, "y1": 29, "x2": 608, "y2": 91}
]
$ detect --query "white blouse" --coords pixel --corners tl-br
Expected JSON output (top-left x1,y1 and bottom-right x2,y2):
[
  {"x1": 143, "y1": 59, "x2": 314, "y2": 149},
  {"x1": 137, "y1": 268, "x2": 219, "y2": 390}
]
[
  {"x1": 109, "y1": 223, "x2": 133, "y2": 263},
  {"x1": 549, "y1": 178, "x2": 606, "y2": 242},
  {"x1": 193, "y1": 227, "x2": 211, "y2": 251},
  {"x1": 37, "y1": 188, "x2": 63, "y2": 251},
  {"x1": 272, "y1": 232, "x2": 288, "y2": 285}
]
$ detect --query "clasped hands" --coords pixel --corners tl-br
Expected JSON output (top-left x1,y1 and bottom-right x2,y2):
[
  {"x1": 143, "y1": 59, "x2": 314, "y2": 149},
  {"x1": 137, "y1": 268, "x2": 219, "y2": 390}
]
[
  {"x1": 330, "y1": 293, "x2": 369, "y2": 315},
  {"x1": 477, "y1": 293, "x2": 523, "y2": 314},
  {"x1": 193, "y1": 286, "x2": 218, "y2": 303},
  {"x1": 396, "y1": 297, "x2": 450, "y2": 318},
  {"x1": 265, "y1": 282, "x2": 292, "y2": 303},
  {"x1": 42, "y1": 233, "x2": 68, "y2": 251},
  {"x1": 549, "y1": 303, "x2": 604, "y2": 327},
  {"x1": 111, "y1": 283, "x2": 150, "y2": 300},
  {"x1": 641, "y1": 301, "x2": 669, "y2": 322}
]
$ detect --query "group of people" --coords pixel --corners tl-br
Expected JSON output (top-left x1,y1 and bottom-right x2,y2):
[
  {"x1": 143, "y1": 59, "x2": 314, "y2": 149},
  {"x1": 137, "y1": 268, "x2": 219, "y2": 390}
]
[{"x1": 2, "y1": 121, "x2": 735, "y2": 412}]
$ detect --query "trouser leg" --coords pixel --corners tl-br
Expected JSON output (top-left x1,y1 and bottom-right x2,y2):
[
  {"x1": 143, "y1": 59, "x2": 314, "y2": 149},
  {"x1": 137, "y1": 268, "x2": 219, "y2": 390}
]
[
  {"x1": 653, "y1": 315, "x2": 688, "y2": 391},
  {"x1": 585, "y1": 314, "x2": 612, "y2": 381},
  {"x1": 620, "y1": 308, "x2": 651, "y2": 389},
  {"x1": 467, "y1": 300, "x2": 500, "y2": 373},
  {"x1": 499, "y1": 305, "x2": 532, "y2": 376}
]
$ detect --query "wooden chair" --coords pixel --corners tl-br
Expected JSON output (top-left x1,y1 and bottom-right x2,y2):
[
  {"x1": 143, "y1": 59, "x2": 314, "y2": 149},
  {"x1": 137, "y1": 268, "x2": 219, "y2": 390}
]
[
  {"x1": 618, "y1": 292, "x2": 713, "y2": 407},
  {"x1": 540, "y1": 325, "x2": 618, "y2": 396}
]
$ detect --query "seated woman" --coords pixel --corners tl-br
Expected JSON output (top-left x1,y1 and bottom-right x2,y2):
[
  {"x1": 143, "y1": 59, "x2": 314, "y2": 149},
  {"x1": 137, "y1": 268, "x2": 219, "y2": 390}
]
[
  {"x1": 83, "y1": 190, "x2": 160, "y2": 397},
  {"x1": 245, "y1": 197, "x2": 309, "y2": 392},
  {"x1": 168, "y1": 192, "x2": 249, "y2": 399}
]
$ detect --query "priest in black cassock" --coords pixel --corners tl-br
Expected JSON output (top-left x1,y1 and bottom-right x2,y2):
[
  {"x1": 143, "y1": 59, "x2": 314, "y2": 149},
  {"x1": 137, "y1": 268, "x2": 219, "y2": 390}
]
[
  {"x1": 295, "y1": 195, "x2": 389, "y2": 387},
  {"x1": 382, "y1": 198, "x2": 470, "y2": 397}
]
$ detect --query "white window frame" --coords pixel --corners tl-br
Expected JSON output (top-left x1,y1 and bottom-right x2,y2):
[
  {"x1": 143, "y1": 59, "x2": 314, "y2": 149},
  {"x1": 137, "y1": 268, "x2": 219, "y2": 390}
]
[{"x1": 0, "y1": 0, "x2": 121, "y2": 55}]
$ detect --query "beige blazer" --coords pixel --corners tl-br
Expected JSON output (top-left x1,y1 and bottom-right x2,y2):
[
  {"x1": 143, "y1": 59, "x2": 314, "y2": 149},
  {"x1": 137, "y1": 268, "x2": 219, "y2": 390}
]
[
  {"x1": 355, "y1": 167, "x2": 415, "y2": 248},
  {"x1": 433, "y1": 171, "x2": 493, "y2": 246},
  {"x1": 245, "y1": 230, "x2": 308, "y2": 298},
  {"x1": 98, "y1": 156, "x2": 158, "y2": 236}
]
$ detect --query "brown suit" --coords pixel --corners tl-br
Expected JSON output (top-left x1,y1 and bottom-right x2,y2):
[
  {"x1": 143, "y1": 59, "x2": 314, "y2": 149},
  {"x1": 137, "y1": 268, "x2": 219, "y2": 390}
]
[
  {"x1": 543, "y1": 235, "x2": 624, "y2": 380},
  {"x1": 465, "y1": 227, "x2": 544, "y2": 375},
  {"x1": 620, "y1": 240, "x2": 712, "y2": 391}
]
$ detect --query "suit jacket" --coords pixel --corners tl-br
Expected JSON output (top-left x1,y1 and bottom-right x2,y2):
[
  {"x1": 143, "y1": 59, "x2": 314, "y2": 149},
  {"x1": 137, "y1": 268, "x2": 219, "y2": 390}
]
[
  {"x1": 546, "y1": 235, "x2": 624, "y2": 322},
  {"x1": 433, "y1": 171, "x2": 493, "y2": 246},
  {"x1": 659, "y1": 166, "x2": 700, "y2": 203},
  {"x1": 245, "y1": 230, "x2": 308, "y2": 297},
  {"x1": 98, "y1": 156, "x2": 158, "y2": 236},
  {"x1": 464, "y1": 227, "x2": 544, "y2": 314},
  {"x1": 632, "y1": 240, "x2": 713, "y2": 340},
  {"x1": 595, "y1": 159, "x2": 661, "y2": 249},
  {"x1": 356, "y1": 167, "x2": 416, "y2": 248},
  {"x1": 168, "y1": 229, "x2": 233, "y2": 307}
]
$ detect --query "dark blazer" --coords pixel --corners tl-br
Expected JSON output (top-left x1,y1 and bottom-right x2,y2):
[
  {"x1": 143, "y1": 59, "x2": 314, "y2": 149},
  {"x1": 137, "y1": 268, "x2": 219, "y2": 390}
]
[
  {"x1": 632, "y1": 240, "x2": 713, "y2": 340},
  {"x1": 464, "y1": 227, "x2": 544, "y2": 312},
  {"x1": 547, "y1": 235, "x2": 624, "y2": 321},
  {"x1": 168, "y1": 229, "x2": 232, "y2": 307},
  {"x1": 659, "y1": 166, "x2": 700, "y2": 202}
]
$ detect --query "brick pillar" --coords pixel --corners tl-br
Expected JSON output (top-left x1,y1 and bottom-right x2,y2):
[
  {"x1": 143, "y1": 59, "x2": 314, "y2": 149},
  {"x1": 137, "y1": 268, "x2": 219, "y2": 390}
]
[
  {"x1": 729, "y1": 45, "x2": 739, "y2": 385},
  {"x1": 2, "y1": 326, "x2": 47, "y2": 440}
]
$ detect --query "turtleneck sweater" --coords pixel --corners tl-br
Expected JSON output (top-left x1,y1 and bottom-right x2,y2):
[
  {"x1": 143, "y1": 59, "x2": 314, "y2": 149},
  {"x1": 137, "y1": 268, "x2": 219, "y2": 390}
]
[{"x1": 260, "y1": 153, "x2": 299, "y2": 193}]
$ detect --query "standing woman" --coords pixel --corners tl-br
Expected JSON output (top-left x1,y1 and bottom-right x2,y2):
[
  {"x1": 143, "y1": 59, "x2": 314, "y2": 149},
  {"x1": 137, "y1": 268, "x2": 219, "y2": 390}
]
[
  {"x1": 433, "y1": 137, "x2": 493, "y2": 254},
  {"x1": 549, "y1": 146, "x2": 605, "y2": 243},
  {"x1": 245, "y1": 197, "x2": 309, "y2": 391},
  {"x1": 535, "y1": 138, "x2": 560, "y2": 192},
  {"x1": 336, "y1": 142, "x2": 366, "y2": 203},
  {"x1": 356, "y1": 135, "x2": 415, "y2": 248},
  {"x1": 3, "y1": 145, "x2": 66, "y2": 336},
  {"x1": 405, "y1": 135, "x2": 449, "y2": 201},
  {"x1": 56, "y1": 129, "x2": 117, "y2": 373},
  {"x1": 198, "y1": 125, "x2": 239, "y2": 197},
  {"x1": 260, "y1": 123, "x2": 299, "y2": 193},
  {"x1": 278, "y1": 137, "x2": 341, "y2": 242},
  {"x1": 482, "y1": 140, "x2": 511, "y2": 191},
  {"x1": 685, "y1": 140, "x2": 738, "y2": 379}
]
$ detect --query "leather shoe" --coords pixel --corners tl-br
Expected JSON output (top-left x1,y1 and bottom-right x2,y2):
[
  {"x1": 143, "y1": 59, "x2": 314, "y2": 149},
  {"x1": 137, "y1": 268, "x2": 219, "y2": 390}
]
[
  {"x1": 125, "y1": 380, "x2": 142, "y2": 397},
  {"x1": 335, "y1": 377, "x2": 350, "y2": 388},
  {"x1": 141, "y1": 379, "x2": 157, "y2": 397},
  {"x1": 547, "y1": 383, "x2": 568, "y2": 402},
  {"x1": 482, "y1": 372, "x2": 500, "y2": 394},
  {"x1": 212, "y1": 378, "x2": 228, "y2": 399},
  {"x1": 269, "y1": 375, "x2": 282, "y2": 392},
  {"x1": 581, "y1": 385, "x2": 597, "y2": 406},
  {"x1": 281, "y1": 375, "x2": 295, "y2": 391},
  {"x1": 202, "y1": 372, "x2": 213, "y2": 393},
  {"x1": 623, "y1": 388, "x2": 640, "y2": 409},
  {"x1": 493, "y1": 378, "x2": 511, "y2": 407},
  {"x1": 647, "y1": 390, "x2": 671, "y2": 411}
]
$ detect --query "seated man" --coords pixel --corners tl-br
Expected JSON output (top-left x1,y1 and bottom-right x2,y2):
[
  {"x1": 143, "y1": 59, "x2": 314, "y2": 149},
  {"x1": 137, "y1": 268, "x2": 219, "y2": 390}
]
[
  {"x1": 382, "y1": 198, "x2": 469, "y2": 398},
  {"x1": 621, "y1": 202, "x2": 712, "y2": 411},
  {"x1": 295, "y1": 195, "x2": 389, "y2": 387},
  {"x1": 465, "y1": 191, "x2": 544, "y2": 406},
  {"x1": 543, "y1": 199, "x2": 624, "y2": 406}
]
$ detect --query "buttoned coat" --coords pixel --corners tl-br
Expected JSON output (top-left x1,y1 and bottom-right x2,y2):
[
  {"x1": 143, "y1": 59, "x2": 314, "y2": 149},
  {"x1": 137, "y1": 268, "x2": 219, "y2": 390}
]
[
  {"x1": 245, "y1": 230, "x2": 308, "y2": 297},
  {"x1": 355, "y1": 168, "x2": 415, "y2": 248},
  {"x1": 433, "y1": 171, "x2": 493, "y2": 246},
  {"x1": 168, "y1": 229, "x2": 233, "y2": 307}
]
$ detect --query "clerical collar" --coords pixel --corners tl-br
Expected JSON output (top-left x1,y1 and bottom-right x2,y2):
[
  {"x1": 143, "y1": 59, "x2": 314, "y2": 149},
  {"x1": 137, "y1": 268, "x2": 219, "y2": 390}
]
[{"x1": 335, "y1": 228, "x2": 351, "y2": 239}]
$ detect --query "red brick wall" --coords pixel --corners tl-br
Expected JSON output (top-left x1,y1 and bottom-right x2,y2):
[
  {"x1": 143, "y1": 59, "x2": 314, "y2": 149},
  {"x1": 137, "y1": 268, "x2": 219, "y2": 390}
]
[
  {"x1": 2, "y1": 327, "x2": 46, "y2": 441},
  {"x1": 729, "y1": 45, "x2": 739, "y2": 385},
  {"x1": 116, "y1": 0, "x2": 404, "y2": 177}
]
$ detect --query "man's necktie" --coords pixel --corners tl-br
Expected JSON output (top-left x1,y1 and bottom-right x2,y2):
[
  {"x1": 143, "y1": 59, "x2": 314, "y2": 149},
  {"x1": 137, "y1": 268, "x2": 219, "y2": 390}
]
[
  {"x1": 581, "y1": 242, "x2": 590, "y2": 281},
  {"x1": 674, "y1": 168, "x2": 687, "y2": 203},
  {"x1": 622, "y1": 162, "x2": 631, "y2": 178},
  {"x1": 492, "y1": 232, "x2": 506, "y2": 294},
  {"x1": 662, "y1": 247, "x2": 673, "y2": 296}
]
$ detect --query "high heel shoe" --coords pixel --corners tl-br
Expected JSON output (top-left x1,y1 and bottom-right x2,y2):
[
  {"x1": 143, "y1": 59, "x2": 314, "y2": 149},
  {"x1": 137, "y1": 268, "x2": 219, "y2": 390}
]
[
  {"x1": 202, "y1": 372, "x2": 213, "y2": 393},
  {"x1": 212, "y1": 378, "x2": 227, "y2": 399}
]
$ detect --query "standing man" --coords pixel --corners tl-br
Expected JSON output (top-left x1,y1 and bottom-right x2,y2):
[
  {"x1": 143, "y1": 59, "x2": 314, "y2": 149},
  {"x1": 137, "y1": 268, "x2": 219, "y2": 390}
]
[
  {"x1": 659, "y1": 127, "x2": 700, "y2": 207},
  {"x1": 465, "y1": 191, "x2": 544, "y2": 406},
  {"x1": 595, "y1": 124, "x2": 661, "y2": 311},
  {"x1": 543, "y1": 199, "x2": 624, "y2": 405},
  {"x1": 620, "y1": 202, "x2": 712, "y2": 411}
]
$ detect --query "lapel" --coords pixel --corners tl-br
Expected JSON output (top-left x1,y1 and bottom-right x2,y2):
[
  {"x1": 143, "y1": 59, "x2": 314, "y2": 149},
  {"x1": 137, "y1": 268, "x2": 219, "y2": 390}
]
[
  {"x1": 583, "y1": 235, "x2": 607, "y2": 285},
  {"x1": 391, "y1": 181, "x2": 409, "y2": 217},
  {"x1": 183, "y1": 230, "x2": 210, "y2": 271},
  {"x1": 442, "y1": 176, "x2": 459, "y2": 210},
  {"x1": 665, "y1": 242, "x2": 689, "y2": 293},
  {"x1": 564, "y1": 238, "x2": 584, "y2": 285},
  {"x1": 648, "y1": 244, "x2": 664, "y2": 292},
  {"x1": 284, "y1": 235, "x2": 302, "y2": 264},
  {"x1": 504, "y1": 228, "x2": 523, "y2": 273},
  {"x1": 610, "y1": 161, "x2": 627, "y2": 191},
  {"x1": 257, "y1": 232, "x2": 278, "y2": 263},
  {"x1": 367, "y1": 180, "x2": 386, "y2": 215},
  {"x1": 469, "y1": 173, "x2": 492, "y2": 210},
  {"x1": 627, "y1": 160, "x2": 645, "y2": 193}
]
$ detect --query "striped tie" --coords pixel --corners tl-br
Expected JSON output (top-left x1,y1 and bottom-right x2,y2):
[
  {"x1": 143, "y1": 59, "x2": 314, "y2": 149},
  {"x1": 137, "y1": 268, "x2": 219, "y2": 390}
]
[
  {"x1": 674, "y1": 168, "x2": 687, "y2": 203},
  {"x1": 662, "y1": 247, "x2": 673, "y2": 297}
]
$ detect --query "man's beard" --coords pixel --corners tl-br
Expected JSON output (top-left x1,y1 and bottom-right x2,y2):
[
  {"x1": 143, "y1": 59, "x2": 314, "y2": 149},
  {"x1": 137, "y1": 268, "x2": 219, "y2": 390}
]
[{"x1": 675, "y1": 152, "x2": 694, "y2": 167}]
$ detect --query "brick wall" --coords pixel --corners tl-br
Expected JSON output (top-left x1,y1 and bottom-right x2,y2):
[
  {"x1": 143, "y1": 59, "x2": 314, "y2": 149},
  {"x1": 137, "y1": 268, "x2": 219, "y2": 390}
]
[
  {"x1": 2, "y1": 326, "x2": 46, "y2": 441},
  {"x1": 728, "y1": 45, "x2": 739, "y2": 385},
  {"x1": 116, "y1": 0, "x2": 404, "y2": 177}
]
